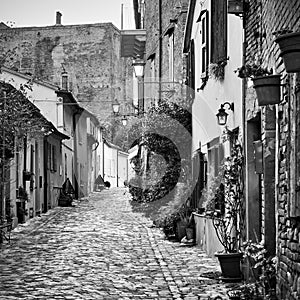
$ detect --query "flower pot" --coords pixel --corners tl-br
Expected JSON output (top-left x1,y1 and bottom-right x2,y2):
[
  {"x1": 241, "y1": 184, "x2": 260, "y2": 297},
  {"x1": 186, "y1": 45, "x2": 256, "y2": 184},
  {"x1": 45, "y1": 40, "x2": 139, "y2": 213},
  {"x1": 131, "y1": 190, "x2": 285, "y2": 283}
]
[
  {"x1": 186, "y1": 227, "x2": 194, "y2": 240},
  {"x1": 252, "y1": 75, "x2": 281, "y2": 106},
  {"x1": 275, "y1": 32, "x2": 300, "y2": 73},
  {"x1": 215, "y1": 252, "x2": 242, "y2": 282},
  {"x1": 176, "y1": 220, "x2": 187, "y2": 241}
]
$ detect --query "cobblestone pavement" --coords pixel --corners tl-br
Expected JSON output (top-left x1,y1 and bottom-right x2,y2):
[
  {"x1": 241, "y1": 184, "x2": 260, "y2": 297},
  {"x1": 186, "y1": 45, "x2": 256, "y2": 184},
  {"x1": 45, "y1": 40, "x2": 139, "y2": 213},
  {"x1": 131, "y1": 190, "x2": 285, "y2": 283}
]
[{"x1": 0, "y1": 188, "x2": 236, "y2": 300}]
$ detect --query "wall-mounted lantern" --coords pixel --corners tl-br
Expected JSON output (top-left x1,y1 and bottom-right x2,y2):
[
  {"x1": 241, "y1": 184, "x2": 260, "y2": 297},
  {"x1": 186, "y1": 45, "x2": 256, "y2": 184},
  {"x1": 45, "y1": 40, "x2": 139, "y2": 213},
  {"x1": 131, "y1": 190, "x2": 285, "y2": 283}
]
[
  {"x1": 121, "y1": 116, "x2": 128, "y2": 126},
  {"x1": 216, "y1": 102, "x2": 234, "y2": 126},
  {"x1": 112, "y1": 99, "x2": 120, "y2": 115}
]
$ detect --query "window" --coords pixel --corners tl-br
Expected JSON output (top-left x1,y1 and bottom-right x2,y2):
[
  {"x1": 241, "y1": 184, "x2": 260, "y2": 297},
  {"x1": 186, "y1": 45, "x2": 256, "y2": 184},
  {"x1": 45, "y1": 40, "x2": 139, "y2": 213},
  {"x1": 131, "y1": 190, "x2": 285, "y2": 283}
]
[
  {"x1": 199, "y1": 10, "x2": 209, "y2": 78},
  {"x1": 207, "y1": 137, "x2": 225, "y2": 214},
  {"x1": 168, "y1": 32, "x2": 174, "y2": 82},
  {"x1": 211, "y1": 0, "x2": 227, "y2": 63},
  {"x1": 49, "y1": 144, "x2": 57, "y2": 172}
]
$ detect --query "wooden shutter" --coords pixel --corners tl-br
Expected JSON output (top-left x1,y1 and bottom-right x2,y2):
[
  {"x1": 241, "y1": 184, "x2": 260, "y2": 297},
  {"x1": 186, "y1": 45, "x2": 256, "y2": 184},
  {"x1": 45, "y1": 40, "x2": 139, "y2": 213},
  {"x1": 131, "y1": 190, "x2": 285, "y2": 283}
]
[
  {"x1": 198, "y1": 10, "x2": 209, "y2": 78},
  {"x1": 53, "y1": 145, "x2": 57, "y2": 172},
  {"x1": 211, "y1": 0, "x2": 227, "y2": 63},
  {"x1": 292, "y1": 92, "x2": 300, "y2": 216}
]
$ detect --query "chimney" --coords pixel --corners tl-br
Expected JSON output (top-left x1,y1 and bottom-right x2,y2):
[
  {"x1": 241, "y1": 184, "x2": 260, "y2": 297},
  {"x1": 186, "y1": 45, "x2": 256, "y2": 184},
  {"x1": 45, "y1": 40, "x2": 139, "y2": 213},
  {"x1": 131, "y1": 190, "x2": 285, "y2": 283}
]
[{"x1": 56, "y1": 11, "x2": 62, "y2": 25}]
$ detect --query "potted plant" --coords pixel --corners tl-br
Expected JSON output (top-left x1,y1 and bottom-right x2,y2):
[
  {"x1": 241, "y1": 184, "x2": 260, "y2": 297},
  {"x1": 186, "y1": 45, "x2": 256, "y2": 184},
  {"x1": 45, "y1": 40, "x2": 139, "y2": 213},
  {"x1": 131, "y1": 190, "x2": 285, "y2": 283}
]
[
  {"x1": 235, "y1": 63, "x2": 281, "y2": 106},
  {"x1": 208, "y1": 58, "x2": 228, "y2": 81},
  {"x1": 155, "y1": 183, "x2": 195, "y2": 242},
  {"x1": 204, "y1": 143, "x2": 244, "y2": 281},
  {"x1": 242, "y1": 240, "x2": 277, "y2": 300},
  {"x1": 177, "y1": 202, "x2": 195, "y2": 241},
  {"x1": 275, "y1": 30, "x2": 300, "y2": 73}
]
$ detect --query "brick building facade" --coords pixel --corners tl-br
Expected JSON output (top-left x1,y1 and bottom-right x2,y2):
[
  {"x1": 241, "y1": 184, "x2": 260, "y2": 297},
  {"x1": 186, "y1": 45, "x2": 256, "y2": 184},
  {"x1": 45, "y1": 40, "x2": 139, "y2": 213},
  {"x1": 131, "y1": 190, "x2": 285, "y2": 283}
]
[
  {"x1": 0, "y1": 14, "x2": 132, "y2": 122},
  {"x1": 138, "y1": 0, "x2": 189, "y2": 107},
  {"x1": 244, "y1": 1, "x2": 300, "y2": 299}
]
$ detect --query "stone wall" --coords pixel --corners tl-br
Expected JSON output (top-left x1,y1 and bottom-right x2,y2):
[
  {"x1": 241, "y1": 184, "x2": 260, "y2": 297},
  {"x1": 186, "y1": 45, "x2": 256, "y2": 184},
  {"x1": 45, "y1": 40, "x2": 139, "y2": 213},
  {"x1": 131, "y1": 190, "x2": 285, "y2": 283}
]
[
  {"x1": 244, "y1": 1, "x2": 300, "y2": 299},
  {"x1": 0, "y1": 22, "x2": 131, "y2": 121},
  {"x1": 143, "y1": 0, "x2": 188, "y2": 86}
]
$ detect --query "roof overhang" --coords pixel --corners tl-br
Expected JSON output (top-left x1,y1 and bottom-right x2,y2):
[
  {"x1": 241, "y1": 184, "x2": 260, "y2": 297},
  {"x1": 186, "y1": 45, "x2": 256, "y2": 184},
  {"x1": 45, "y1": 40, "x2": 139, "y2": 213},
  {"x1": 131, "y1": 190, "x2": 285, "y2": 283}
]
[{"x1": 120, "y1": 29, "x2": 146, "y2": 58}]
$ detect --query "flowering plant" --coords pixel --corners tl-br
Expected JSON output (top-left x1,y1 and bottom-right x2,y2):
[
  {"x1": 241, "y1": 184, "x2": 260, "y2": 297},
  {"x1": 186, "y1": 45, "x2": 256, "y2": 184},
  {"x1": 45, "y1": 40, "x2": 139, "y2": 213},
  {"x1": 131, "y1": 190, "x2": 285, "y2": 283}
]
[{"x1": 234, "y1": 62, "x2": 272, "y2": 79}]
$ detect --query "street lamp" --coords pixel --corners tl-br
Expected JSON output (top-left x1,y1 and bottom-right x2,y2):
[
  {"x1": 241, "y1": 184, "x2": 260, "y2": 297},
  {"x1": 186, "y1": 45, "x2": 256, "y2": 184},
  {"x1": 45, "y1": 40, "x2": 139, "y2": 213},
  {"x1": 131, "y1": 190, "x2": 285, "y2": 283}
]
[
  {"x1": 216, "y1": 102, "x2": 234, "y2": 126},
  {"x1": 132, "y1": 56, "x2": 145, "y2": 115},
  {"x1": 112, "y1": 99, "x2": 120, "y2": 115},
  {"x1": 121, "y1": 115, "x2": 128, "y2": 126},
  {"x1": 132, "y1": 55, "x2": 145, "y2": 78}
]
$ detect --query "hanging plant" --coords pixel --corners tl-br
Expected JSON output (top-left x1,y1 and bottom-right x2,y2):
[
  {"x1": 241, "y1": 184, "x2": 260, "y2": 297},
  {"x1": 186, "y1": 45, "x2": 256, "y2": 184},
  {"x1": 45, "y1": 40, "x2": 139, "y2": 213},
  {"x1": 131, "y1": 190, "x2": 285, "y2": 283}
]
[
  {"x1": 234, "y1": 62, "x2": 272, "y2": 79},
  {"x1": 234, "y1": 62, "x2": 281, "y2": 106},
  {"x1": 208, "y1": 59, "x2": 228, "y2": 81}
]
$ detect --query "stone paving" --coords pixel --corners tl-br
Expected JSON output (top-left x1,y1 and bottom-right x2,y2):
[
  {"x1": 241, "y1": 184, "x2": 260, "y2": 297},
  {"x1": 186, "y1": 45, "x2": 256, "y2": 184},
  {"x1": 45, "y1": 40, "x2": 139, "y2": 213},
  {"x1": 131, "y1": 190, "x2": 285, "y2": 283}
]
[{"x1": 0, "y1": 188, "x2": 236, "y2": 300}]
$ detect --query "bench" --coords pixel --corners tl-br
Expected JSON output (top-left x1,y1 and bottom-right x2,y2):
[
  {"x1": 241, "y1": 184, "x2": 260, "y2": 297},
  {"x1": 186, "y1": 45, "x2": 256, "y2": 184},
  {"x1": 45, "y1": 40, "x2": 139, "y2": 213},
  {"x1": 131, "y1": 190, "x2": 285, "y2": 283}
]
[{"x1": 0, "y1": 222, "x2": 13, "y2": 243}]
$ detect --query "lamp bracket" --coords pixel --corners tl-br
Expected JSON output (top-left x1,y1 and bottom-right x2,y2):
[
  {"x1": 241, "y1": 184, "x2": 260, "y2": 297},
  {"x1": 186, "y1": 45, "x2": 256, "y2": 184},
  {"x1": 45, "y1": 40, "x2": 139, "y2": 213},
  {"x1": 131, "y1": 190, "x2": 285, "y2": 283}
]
[{"x1": 221, "y1": 102, "x2": 234, "y2": 111}]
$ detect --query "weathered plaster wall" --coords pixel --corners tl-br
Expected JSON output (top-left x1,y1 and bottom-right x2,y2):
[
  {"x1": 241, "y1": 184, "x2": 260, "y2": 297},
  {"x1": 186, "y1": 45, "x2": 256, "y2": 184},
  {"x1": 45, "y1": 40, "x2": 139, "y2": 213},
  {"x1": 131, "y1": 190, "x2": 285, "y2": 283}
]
[{"x1": 0, "y1": 23, "x2": 129, "y2": 121}]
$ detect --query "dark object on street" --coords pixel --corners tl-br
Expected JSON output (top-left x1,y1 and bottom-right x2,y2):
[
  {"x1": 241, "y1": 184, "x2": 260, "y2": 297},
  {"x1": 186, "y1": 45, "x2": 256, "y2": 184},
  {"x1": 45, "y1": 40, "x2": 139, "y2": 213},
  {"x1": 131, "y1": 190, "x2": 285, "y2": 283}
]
[
  {"x1": 105, "y1": 181, "x2": 111, "y2": 188},
  {"x1": 95, "y1": 175, "x2": 105, "y2": 191},
  {"x1": 62, "y1": 178, "x2": 75, "y2": 196},
  {"x1": 59, "y1": 178, "x2": 75, "y2": 207}
]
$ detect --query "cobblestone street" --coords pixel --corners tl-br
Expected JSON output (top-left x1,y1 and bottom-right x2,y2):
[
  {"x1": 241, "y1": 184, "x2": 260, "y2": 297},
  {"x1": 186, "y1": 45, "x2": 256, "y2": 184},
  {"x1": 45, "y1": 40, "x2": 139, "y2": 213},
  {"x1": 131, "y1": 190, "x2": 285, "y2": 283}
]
[{"x1": 0, "y1": 188, "x2": 234, "y2": 300}]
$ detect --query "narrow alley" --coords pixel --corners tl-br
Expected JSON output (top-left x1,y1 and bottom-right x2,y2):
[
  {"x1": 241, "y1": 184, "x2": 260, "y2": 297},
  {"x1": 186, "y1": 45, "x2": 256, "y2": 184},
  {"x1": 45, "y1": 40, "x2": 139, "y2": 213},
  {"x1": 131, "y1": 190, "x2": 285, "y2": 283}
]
[{"x1": 0, "y1": 189, "x2": 234, "y2": 300}]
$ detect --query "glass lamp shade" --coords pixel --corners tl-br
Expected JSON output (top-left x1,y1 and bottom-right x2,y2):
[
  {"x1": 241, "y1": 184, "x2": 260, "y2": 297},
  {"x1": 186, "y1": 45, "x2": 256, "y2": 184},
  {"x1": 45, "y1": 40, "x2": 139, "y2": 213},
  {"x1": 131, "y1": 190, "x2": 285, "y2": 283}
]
[
  {"x1": 216, "y1": 107, "x2": 228, "y2": 126},
  {"x1": 121, "y1": 116, "x2": 128, "y2": 126},
  {"x1": 133, "y1": 57, "x2": 145, "y2": 77},
  {"x1": 112, "y1": 100, "x2": 120, "y2": 114}
]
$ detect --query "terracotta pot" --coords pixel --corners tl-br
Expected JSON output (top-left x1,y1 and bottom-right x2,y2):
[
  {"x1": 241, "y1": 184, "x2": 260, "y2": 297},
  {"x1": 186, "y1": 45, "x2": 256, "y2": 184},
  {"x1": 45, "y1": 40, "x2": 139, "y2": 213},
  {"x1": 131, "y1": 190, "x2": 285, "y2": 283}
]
[
  {"x1": 186, "y1": 227, "x2": 194, "y2": 240},
  {"x1": 275, "y1": 32, "x2": 300, "y2": 73},
  {"x1": 176, "y1": 221, "x2": 187, "y2": 241},
  {"x1": 215, "y1": 252, "x2": 243, "y2": 282},
  {"x1": 252, "y1": 74, "x2": 281, "y2": 106}
]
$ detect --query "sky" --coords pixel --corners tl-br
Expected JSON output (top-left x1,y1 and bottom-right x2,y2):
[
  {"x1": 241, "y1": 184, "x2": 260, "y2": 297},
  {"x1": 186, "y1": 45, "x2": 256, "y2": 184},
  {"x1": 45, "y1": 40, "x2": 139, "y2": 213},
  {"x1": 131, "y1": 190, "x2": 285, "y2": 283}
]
[{"x1": 1, "y1": 0, "x2": 135, "y2": 29}]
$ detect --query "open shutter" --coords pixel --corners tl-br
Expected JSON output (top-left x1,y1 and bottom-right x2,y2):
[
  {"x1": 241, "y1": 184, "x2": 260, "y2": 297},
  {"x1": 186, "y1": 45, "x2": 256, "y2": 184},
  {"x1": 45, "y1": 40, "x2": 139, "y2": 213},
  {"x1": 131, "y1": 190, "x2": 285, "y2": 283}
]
[
  {"x1": 211, "y1": 0, "x2": 227, "y2": 63},
  {"x1": 292, "y1": 91, "x2": 300, "y2": 216}
]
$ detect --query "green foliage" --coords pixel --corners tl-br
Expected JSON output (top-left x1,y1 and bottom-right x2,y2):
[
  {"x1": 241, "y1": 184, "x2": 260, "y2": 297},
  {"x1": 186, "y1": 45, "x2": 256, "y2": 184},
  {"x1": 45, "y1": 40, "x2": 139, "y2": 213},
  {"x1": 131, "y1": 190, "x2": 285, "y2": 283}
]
[
  {"x1": 155, "y1": 183, "x2": 194, "y2": 238},
  {"x1": 0, "y1": 81, "x2": 52, "y2": 163},
  {"x1": 242, "y1": 241, "x2": 277, "y2": 299},
  {"x1": 234, "y1": 63, "x2": 272, "y2": 79},
  {"x1": 204, "y1": 143, "x2": 244, "y2": 253}
]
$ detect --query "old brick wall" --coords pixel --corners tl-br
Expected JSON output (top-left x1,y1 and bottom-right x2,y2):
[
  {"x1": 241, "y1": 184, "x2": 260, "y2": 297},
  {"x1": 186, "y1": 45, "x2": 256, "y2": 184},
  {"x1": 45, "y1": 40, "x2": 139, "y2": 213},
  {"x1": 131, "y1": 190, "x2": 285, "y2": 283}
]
[
  {"x1": 0, "y1": 23, "x2": 130, "y2": 121},
  {"x1": 245, "y1": 0, "x2": 300, "y2": 299}
]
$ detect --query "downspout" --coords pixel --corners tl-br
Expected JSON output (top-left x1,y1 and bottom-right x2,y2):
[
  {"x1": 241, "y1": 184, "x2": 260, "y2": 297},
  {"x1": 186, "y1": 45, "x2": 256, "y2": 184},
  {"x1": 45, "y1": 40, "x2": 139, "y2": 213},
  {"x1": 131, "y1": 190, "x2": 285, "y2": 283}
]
[
  {"x1": 242, "y1": 9, "x2": 247, "y2": 240},
  {"x1": 73, "y1": 113, "x2": 79, "y2": 199},
  {"x1": 158, "y1": 0, "x2": 162, "y2": 103},
  {"x1": 23, "y1": 136, "x2": 27, "y2": 189},
  {"x1": 43, "y1": 137, "x2": 48, "y2": 213},
  {"x1": 102, "y1": 140, "x2": 105, "y2": 179},
  {"x1": 117, "y1": 150, "x2": 119, "y2": 187}
]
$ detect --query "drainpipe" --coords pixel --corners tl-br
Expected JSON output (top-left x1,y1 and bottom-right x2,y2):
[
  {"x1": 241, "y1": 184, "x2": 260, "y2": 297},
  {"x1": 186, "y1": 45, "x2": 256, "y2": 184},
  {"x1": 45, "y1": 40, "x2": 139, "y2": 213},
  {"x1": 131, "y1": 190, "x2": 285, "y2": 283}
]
[
  {"x1": 73, "y1": 113, "x2": 79, "y2": 199},
  {"x1": 158, "y1": 0, "x2": 162, "y2": 103},
  {"x1": 117, "y1": 150, "x2": 119, "y2": 187},
  {"x1": 43, "y1": 137, "x2": 48, "y2": 213}
]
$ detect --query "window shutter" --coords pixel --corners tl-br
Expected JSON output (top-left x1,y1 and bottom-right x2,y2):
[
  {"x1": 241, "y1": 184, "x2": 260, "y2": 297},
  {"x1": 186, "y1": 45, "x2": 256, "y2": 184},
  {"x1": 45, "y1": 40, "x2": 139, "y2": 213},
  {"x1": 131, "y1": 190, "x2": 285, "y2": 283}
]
[
  {"x1": 199, "y1": 10, "x2": 209, "y2": 78},
  {"x1": 52, "y1": 145, "x2": 57, "y2": 172},
  {"x1": 292, "y1": 92, "x2": 300, "y2": 216},
  {"x1": 48, "y1": 143, "x2": 52, "y2": 171},
  {"x1": 211, "y1": 0, "x2": 227, "y2": 63}
]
